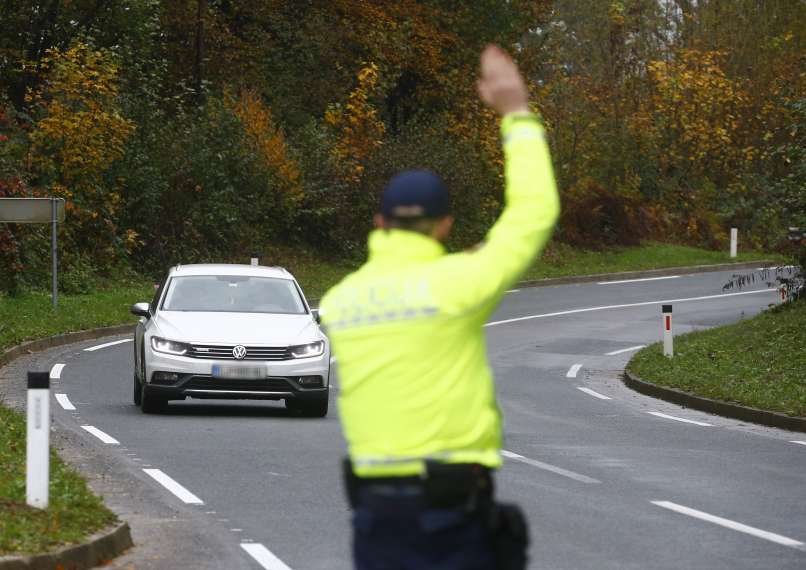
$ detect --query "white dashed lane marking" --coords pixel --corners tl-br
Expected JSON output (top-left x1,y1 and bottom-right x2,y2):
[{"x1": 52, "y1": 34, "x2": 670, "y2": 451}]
[
  {"x1": 791, "y1": 441, "x2": 806, "y2": 447},
  {"x1": 598, "y1": 275, "x2": 681, "y2": 285},
  {"x1": 485, "y1": 288, "x2": 775, "y2": 328},
  {"x1": 577, "y1": 387, "x2": 611, "y2": 400},
  {"x1": 55, "y1": 393, "x2": 76, "y2": 411},
  {"x1": 241, "y1": 543, "x2": 293, "y2": 570},
  {"x1": 652, "y1": 501, "x2": 805, "y2": 549},
  {"x1": 605, "y1": 345, "x2": 646, "y2": 356},
  {"x1": 647, "y1": 412, "x2": 712, "y2": 427},
  {"x1": 84, "y1": 338, "x2": 132, "y2": 352},
  {"x1": 80, "y1": 425, "x2": 120, "y2": 444},
  {"x1": 143, "y1": 469, "x2": 204, "y2": 504},
  {"x1": 50, "y1": 363, "x2": 65, "y2": 379},
  {"x1": 566, "y1": 364, "x2": 583, "y2": 378},
  {"x1": 502, "y1": 450, "x2": 601, "y2": 484}
]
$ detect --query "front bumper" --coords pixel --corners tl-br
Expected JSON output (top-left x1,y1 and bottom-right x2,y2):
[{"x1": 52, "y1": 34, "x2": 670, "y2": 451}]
[{"x1": 145, "y1": 349, "x2": 330, "y2": 401}]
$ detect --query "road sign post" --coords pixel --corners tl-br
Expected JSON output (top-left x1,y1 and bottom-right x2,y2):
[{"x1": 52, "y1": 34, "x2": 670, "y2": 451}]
[
  {"x1": 26, "y1": 371, "x2": 50, "y2": 509},
  {"x1": 662, "y1": 305, "x2": 673, "y2": 358},
  {"x1": 0, "y1": 197, "x2": 65, "y2": 308}
]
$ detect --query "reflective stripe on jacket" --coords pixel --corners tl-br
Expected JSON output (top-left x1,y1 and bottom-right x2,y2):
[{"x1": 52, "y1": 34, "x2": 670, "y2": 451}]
[{"x1": 320, "y1": 113, "x2": 559, "y2": 477}]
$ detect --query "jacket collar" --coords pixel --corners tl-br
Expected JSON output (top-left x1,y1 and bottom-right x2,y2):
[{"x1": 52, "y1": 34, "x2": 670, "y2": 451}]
[{"x1": 367, "y1": 229, "x2": 446, "y2": 264}]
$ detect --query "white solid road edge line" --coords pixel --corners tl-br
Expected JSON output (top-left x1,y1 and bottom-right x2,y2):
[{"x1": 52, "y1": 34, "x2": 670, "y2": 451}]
[
  {"x1": 143, "y1": 468, "x2": 204, "y2": 505},
  {"x1": 55, "y1": 393, "x2": 76, "y2": 411},
  {"x1": 605, "y1": 345, "x2": 646, "y2": 356},
  {"x1": 50, "y1": 363, "x2": 65, "y2": 379},
  {"x1": 598, "y1": 275, "x2": 681, "y2": 285},
  {"x1": 647, "y1": 412, "x2": 712, "y2": 427},
  {"x1": 241, "y1": 543, "x2": 293, "y2": 570},
  {"x1": 484, "y1": 288, "x2": 774, "y2": 328},
  {"x1": 577, "y1": 387, "x2": 612, "y2": 400},
  {"x1": 84, "y1": 338, "x2": 133, "y2": 352},
  {"x1": 501, "y1": 450, "x2": 601, "y2": 484},
  {"x1": 566, "y1": 364, "x2": 583, "y2": 378},
  {"x1": 80, "y1": 425, "x2": 120, "y2": 444},
  {"x1": 652, "y1": 500, "x2": 805, "y2": 549}
]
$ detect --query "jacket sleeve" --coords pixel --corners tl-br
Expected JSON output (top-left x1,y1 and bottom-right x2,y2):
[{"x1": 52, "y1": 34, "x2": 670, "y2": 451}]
[{"x1": 437, "y1": 112, "x2": 560, "y2": 316}]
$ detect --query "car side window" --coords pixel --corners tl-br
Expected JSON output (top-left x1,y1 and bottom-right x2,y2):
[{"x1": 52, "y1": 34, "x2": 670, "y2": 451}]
[{"x1": 150, "y1": 276, "x2": 167, "y2": 314}]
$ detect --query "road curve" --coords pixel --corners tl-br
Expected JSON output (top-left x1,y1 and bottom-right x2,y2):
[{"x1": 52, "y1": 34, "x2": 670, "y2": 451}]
[{"x1": 40, "y1": 268, "x2": 806, "y2": 569}]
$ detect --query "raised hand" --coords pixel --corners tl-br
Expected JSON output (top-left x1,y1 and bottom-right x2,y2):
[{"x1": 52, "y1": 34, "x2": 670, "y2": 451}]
[{"x1": 477, "y1": 45, "x2": 530, "y2": 116}]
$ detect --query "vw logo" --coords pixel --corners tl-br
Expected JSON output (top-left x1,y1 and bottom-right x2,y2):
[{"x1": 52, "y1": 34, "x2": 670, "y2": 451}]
[{"x1": 232, "y1": 345, "x2": 248, "y2": 360}]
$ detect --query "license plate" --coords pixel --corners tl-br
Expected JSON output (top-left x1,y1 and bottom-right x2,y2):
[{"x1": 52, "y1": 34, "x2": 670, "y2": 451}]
[{"x1": 211, "y1": 364, "x2": 266, "y2": 379}]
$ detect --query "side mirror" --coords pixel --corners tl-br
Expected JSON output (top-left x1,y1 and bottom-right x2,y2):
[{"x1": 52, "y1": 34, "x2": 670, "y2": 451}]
[
  {"x1": 131, "y1": 302, "x2": 151, "y2": 319},
  {"x1": 311, "y1": 309, "x2": 321, "y2": 324}
]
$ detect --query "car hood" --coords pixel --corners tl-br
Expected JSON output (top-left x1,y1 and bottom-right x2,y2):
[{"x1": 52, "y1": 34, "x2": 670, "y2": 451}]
[{"x1": 154, "y1": 311, "x2": 321, "y2": 345}]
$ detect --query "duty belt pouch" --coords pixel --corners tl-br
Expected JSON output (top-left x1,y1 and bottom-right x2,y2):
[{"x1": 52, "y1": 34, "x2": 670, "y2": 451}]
[
  {"x1": 423, "y1": 461, "x2": 489, "y2": 509},
  {"x1": 489, "y1": 503, "x2": 529, "y2": 570}
]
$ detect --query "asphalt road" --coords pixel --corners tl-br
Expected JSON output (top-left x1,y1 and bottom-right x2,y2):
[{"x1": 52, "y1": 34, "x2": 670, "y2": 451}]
[{"x1": 30, "y1": 268, "x2": 806, "y2": 569}]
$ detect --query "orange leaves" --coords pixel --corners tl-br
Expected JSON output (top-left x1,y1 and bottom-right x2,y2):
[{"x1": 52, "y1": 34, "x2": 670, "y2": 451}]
[
  {"x1": 230, "y1": 89, "x2": 302, "y2": 199},
  {"x1": 325, "y1": 63, "x2": 386, "y2": 183}
]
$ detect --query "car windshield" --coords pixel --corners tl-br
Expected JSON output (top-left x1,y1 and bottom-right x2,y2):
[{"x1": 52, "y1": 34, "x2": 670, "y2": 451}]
[{"x1": 161, "y1": 275, "x2": 306, "y2": 314}]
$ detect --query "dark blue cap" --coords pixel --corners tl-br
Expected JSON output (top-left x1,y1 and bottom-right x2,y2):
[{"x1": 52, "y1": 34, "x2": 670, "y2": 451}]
[{"x1": 380, "y1": 170, "x2": 450, "y2": 219}]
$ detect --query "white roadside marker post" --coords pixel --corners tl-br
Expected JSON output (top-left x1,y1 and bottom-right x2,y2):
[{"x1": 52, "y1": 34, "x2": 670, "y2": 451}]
[
  {"x1": 26, "y1": 371, "x2": 50, "y2": 509},
  {"x1": 662, "y1": 305, "x2": 673, "y2": 358},
  {"x1": 250, "y1": 254, "x2": 259, "y2": 266},
  {"x1": 730, "y1": 227, "x2": 738, "y2": 258}
]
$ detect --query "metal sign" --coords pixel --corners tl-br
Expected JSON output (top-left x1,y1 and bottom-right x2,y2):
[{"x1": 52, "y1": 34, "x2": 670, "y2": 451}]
[
  {"x1": 0, "y1": 198, "x2": 65, "y2": 223},
  {"x1": 0, "y1": 197, "x2": 65, "y2": 308}
]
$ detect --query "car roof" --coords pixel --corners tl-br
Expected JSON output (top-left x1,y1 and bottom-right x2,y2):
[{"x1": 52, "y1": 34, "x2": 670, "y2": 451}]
[{"x1": 168, "y1": 264, "x2": 294, "y2": 280}]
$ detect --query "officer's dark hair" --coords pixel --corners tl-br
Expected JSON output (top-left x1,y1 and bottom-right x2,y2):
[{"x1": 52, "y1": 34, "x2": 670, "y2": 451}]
[{"x1": 383, "y1": 216, "x2": 442, "y2": 236}]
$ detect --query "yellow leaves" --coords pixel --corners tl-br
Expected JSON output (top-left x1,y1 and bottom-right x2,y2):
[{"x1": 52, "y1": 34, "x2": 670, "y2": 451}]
[
  {"x1": 326, "y1": 62, "x2": 386, "y2": 183},
  {"x1": 230, "y1": 89, "x2": 302, "y2": 199},
  {"x1": 634, "y1": 49, "x2": 751, "y2": 175},
  {"x1": 28, "y1": 43, "x2": 135, "y2": 184}
]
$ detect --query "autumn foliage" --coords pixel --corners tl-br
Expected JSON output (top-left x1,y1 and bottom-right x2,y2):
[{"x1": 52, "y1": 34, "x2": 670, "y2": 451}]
[{"x1": 0, "y1": 0, "x2": 803, "y2": 292}]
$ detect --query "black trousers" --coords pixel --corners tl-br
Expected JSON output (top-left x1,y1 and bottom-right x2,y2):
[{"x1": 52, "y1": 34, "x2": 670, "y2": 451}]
[{"x1": 351, "y1": 485, "x2": 497, "y2": 570}]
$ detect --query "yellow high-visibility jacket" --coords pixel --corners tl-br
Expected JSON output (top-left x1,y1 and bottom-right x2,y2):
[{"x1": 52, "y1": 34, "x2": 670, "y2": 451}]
[{"x1": 320, "y1": 113, "x2": 559, "y2": 477}]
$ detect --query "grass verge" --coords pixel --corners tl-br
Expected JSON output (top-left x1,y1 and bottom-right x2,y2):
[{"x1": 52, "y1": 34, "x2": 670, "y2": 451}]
[
  {"x1": 0, "y1": 405, "x2": 118, "y2": 555},
  {"x1": 0, "y1": 284, "x2": 152, "y2": 354},
  {"x1": 628, "y1": 300, "x2": 806, "y2": 417},
  {"x1": 521, "y1": 241, "x2": 778, "y2": 281}
]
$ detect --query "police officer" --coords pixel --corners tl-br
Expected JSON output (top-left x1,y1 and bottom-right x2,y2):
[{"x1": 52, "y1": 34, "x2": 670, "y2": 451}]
[{"x1": 320, "y1": 45, "x2": 560, "y2": 570}]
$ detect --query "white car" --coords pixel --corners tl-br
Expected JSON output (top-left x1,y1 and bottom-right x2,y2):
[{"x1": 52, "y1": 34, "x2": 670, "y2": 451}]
[{"x1": 131, "y1": 264, "x2": 330, "y2": 416}]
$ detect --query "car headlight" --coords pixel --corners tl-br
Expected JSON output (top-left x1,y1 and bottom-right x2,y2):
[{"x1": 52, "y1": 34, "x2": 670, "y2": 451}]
[
  {"x1": 151, "y1": 336, "x2": 190, "y2": 356},
  {"x1": 289, "y1": 340, "x2": 325, "y2": 359}
]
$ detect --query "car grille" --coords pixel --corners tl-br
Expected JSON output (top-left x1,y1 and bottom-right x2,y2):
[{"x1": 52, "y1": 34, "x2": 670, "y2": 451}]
[
  {"x1": 183, "y1": 377, "x2": 295, "y2": 392},
  {"x1": 186, "y1": 344, "x2": 291, "y2": 361}
]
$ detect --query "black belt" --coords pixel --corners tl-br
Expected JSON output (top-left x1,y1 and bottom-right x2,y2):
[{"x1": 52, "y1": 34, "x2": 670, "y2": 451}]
[{"x1": 343, "y1": 459, "x2": 493, "y2": 510}]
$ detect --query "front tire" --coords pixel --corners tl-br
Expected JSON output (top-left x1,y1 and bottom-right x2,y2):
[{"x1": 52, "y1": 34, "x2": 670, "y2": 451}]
[
  {"x1": 140, "y1": 383, "x2": 167, "y2": 414},
  {"x1": 286, "y1": 393, "x2": 329, "y2": 418},
  {"x1": 133, "y1": 345, "x2": 143, "y2": 405}
]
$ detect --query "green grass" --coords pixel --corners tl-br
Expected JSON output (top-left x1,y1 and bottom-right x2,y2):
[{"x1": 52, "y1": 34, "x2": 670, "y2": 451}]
[
  {"x1": 0, "y1": 284, "x2": 152, "y2": 353},
  {"x1": 0, "y1": 405, "x2": 118, "y2": 555},
  {"x1": 628, "y1": 300, "x2": 806, "y2": 417},
  {"x1": 521, "y1": 241, "x2": 780, "y2": 281}
]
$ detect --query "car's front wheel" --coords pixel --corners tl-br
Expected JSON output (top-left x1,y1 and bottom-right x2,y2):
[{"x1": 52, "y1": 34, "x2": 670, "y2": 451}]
[
  {"x1": 286, "y1": 393, "x2": 329, "y2": 418},
  {"x1": 140, "y1": 373, "x2": 168, "y2": 414},
  {"x1": 133, "y1": 345, "x2": 143, "y2": 406}
]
